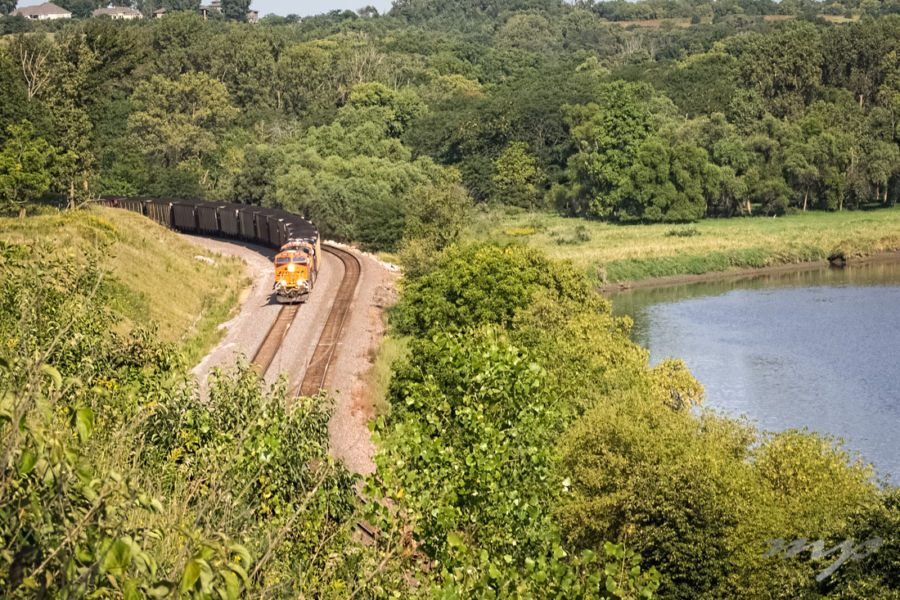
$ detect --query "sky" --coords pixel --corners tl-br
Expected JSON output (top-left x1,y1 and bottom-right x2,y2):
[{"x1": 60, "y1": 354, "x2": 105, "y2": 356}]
[{"x1": 16, "y1": 0, "x2": 395, "y2": 17}]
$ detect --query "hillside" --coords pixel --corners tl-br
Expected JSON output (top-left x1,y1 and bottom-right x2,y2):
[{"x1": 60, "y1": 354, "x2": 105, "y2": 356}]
[
  {"x1": 2, "y1": 1, "x2": 900, "y2": 597},
  {"x1": 0, "y1": 206, "x2": 244, "y2": 360}
]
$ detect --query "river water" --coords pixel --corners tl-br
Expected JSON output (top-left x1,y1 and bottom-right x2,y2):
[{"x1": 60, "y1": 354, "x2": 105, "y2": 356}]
[{"x1": 610, "y1": 261, "x2": 900, "y2": 480}]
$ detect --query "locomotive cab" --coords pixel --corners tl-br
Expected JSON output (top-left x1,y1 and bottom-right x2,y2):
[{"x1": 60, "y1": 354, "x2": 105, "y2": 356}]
[
  {"x1": 280, "y1": 240, "x2": 317, "y2": 266},
  {"x1": 273, "y1": 250, "x2": 315, "y2": 303}
]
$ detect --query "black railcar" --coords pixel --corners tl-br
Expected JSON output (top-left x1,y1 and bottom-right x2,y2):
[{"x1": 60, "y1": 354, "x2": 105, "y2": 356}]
[
  {"x1": 172, "y1": 202, "x2": 198, "y2": 233},
  {"x1": 195, "y1": 202, "x2": 221, "y2": 235},
  {"x1": 144, "y1": 198, "x2": 173, "y2": 227},
  {"x1": 218, "y1": 204, "x2": 240, "y2": 237},
  {"x1": 120, "y1": 197, "x2": 144, "y2": 214}
]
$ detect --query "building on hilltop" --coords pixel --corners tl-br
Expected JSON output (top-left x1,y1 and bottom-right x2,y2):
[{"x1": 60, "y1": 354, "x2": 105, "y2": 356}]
[
  {"x1": 11, "y1": 2, "x2": 72, "y2": 19},
  {"x1": 92, "y1": 5, "x2": 143, "y2": 19},
  {"x1": 198, "y1": 0, "x2": 221, "y2": 19}
]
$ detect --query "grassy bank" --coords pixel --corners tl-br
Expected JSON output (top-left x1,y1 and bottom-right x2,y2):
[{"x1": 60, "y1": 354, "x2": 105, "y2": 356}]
[
  {"x1": 467, "y1": 206, "x2": 900, "y2": 284},
  {"x1": 0, "y1": 206, "x2": 245, "y2": 363},
  {"x1": 365, "y1": 334, "x2": 409, "y2": 416}
]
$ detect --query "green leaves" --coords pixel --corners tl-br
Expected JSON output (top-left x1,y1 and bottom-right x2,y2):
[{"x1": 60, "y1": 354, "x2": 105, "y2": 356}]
[
  {"x1": 180, "y1": 559, "x2": 202, "y2": 593},
  {"x1": 103, "y1": 538, "x2": 132, "y2": 576},
  {"x1": 0, "y1": 120, "x2": 57, "y2": 215},
  {"x1": 74, "y1": 407, "x2": 94, "y2": 444}
]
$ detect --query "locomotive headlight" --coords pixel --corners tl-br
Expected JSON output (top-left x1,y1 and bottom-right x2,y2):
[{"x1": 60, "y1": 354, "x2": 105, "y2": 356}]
[{"x1": 288, "y1": 263, "x2": 296, "y2": 272}]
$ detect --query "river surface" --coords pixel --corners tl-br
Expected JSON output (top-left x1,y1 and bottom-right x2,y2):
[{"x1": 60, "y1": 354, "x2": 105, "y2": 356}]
[{"x1": 610, "y1": 261, "x2": 900, "y2": 480}]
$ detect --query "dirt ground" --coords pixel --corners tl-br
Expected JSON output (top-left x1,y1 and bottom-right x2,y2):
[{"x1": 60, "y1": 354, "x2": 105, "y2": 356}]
[{"x1": 183, "y1": 234, "x2": 398, "y2": 477}]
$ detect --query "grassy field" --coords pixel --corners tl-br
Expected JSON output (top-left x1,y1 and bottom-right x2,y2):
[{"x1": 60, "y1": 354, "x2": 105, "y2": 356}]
[
  {"x1": 0, "y1": 206, "x2": 246, "y2": 363},
  {"x1": 466, "y1": 206, "x2": 900, "y2": 284}
]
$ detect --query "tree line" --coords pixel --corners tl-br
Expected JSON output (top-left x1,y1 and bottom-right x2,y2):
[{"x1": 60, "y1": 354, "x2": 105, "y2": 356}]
[{"x1": 2, "y1": 1, "x2": 900, "y2": 241}]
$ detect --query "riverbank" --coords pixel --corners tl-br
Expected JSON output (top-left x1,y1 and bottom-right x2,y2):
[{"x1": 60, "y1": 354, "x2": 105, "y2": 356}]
[
  {"x1": 467, "y1": 206, "x2": 900, "y2": 286},
  {"x1": 600, "y1": 250, "x2": 900, "y2": 293}
]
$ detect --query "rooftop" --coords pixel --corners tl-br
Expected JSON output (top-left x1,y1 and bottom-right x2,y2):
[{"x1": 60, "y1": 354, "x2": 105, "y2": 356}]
[
  {"x1": 12, "y1": 2, "x2": 71, "y2": 17},
  {"x1": 92, "y1": 5, "x2": 142, "y2": 16}
]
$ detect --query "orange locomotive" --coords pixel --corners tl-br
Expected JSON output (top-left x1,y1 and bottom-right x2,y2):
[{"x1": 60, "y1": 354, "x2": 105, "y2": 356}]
[{"x1": 273, "y1": 238, "x2": 320, "y2": 303}]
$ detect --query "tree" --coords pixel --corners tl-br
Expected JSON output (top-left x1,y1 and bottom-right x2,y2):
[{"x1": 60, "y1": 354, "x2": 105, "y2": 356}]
[
  {"x1": 163, "y1": 0, "x2": 200, "y2": 11},
  {"x1": 0, "y1": 120, "x2": 55, "y2": 214},
  {"x1": 55, "y1": 0, "x2": 104, "y2": 18},
  {"x1": 0, "y1": 0, "x2": 16, "y2": 16},
  {"x1": 43, "y1": 32, "x2": 99, "y2": 208},
  {"x1": 9, "y1": 33, "x2": 53, "y2": 101},
  {"x1": 616, "y1": 137, "x2": 711, "y2": 222},
  {"x1": 220, "y1": 0, "x2": 249, "y2": 21},
  {"x1": 492, "y1": 141, "x2": 544, "y2": 208},
  {"x1": 563, "y1": 81, "x2": 655, "y2": 217},
  {"x1": 735, "y1": 22, "x2": 824, "y2": 117},
  {"x1": 128, "y1": 72, "x2": 238, "y2": 169},
  {"x1": 398, "y1": 183, "x2": 470, "y2": 276}
]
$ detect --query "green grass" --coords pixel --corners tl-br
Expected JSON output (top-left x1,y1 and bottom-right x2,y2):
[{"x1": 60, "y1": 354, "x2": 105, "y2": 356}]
[
  {"x1": 0, "y1": 206, "x2": 247, "y2": 363},
  {"x1": 466, "y1": 206, "x2": 900, "y2": 284},
  {"x1": 365, "y1": 334, "x2": 409, "y2": 416}
]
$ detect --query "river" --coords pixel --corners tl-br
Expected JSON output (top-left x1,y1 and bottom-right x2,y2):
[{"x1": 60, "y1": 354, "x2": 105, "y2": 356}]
[{"x1": 610, "y1": 261, "x2": 900, "y2": 480}]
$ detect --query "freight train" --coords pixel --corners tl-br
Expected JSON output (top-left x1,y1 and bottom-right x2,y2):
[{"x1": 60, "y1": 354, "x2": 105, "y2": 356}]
[{"x1": 98, "y1": 196, "x2": 320, "y2": 304}]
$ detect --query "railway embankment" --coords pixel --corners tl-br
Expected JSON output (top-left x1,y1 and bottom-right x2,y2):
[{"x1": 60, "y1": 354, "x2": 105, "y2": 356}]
[{"x1": 0, "y1": 206, "x2": 245, "y2": 363}]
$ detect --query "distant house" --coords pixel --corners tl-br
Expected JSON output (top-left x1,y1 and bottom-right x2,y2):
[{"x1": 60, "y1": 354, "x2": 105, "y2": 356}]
[
  {"x1": 11, "y1": 2, "x2": 72, "y2": 19},
  {"x1": 198, "y1": 0, "x2": 220, "y2": 19},
  {"x1": 153, "y1": 7, "x2": 166, "y2": 17},
  {"x1": 246, "y1": 9, "x2": 257, "y2": 22},
  {"x1": 92, "y1": 5, "x2": 142, "y2": 19}
]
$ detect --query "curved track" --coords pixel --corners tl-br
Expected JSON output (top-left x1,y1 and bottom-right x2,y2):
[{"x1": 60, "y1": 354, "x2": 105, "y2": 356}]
[
  {"x1": 249, "y1": 244, "x2": 361, "y2": 394},
  {"x1": 297, "y1": 244, "x2": 361, "y2": 397},
  {"x1": 251, "y1": 304, "x2": 299, "y2": 375}
]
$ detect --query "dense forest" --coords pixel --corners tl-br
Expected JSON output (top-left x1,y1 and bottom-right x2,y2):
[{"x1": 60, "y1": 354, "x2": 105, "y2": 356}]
[
  {"x1": 2, "y1": 1, "x2": 900, "y2": 598},
  {"x1": 4, "y1": 0, "x2": 900, "y2": 248}
]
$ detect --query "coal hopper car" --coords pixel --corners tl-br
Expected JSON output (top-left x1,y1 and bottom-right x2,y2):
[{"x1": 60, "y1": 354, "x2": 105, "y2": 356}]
[{"x1": 96, "y1": 197, "x2": 320, "y2": 304}]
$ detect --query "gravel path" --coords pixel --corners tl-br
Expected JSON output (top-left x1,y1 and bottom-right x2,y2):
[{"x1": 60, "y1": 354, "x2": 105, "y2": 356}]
[
  {"x1": 321, "y1": 248, "x2": 398, "y2": 476},
  {"x1": 181, "y1": 234, "x2": 398, "y2": 477}
]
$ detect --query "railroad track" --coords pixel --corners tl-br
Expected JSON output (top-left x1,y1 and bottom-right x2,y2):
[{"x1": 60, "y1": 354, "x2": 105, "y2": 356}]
[
  {"x1": 297, "y1": 244, "x2": 361, "y2": 397},
  {"x1": 250, "y1": 244, "x2": 361, "y2": 393},
  {"x1": 250, "y1": 244, "x2": 372, "y2": 539},
  {"x1": 251, "y1": 303, "x2": 299, "y2": 375}
]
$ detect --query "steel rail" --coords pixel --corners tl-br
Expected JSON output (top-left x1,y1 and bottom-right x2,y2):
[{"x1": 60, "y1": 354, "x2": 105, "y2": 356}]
[
  {"x1": 251, "y1": 304, "x2": 300, "y2": 377},
  {"x1": 297, "y1": 244, "x2": 361, "y2": 397}
]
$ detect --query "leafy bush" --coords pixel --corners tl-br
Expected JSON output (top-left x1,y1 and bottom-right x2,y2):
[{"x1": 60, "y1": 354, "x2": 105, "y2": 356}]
[
  {"x1": 394, "y1": 243, "x2": 592, "y2": 337},
  {"x1": 664, "y1": 226, "x2": 701, "y2": 237},
  {"x1": 0, "y1": 231, "x2": 380, "y2": 598}
]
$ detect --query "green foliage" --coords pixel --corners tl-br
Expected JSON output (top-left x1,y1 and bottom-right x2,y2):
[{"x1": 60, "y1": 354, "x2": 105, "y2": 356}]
[
  {"x1": 378, "y1": 243, "x2": 664, "y2": 596},
  {"x1": 129, "y1": 72, "x2": 237, "y2": 170},
  {"x1": 616, "y1": 136, "x2": 710, "y2": 222},
  {"x1": 220, "y1": 0, "x2": 250, "y2": 21},
  {"x1": 492, "y1": 141, "x2": 545, "y2": 208},
  {"x1": 375, "y1": 329, "x2": 563, "y2": 561},
  {"x1": 828, "y1": 489, "x2": 900, "y2": 598},
  {"x1": 562, "y1": 82, "x2": 655, "y2": 218},
  {"x1": 0, "y1": 120, "x2": 55, "y2": 214},
  {"x1": 394, "y1": 243, "x2": 592, "y2": 337},
  {"x1": 397, "y1": 183, "x2": 470, "y2": 277}
]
